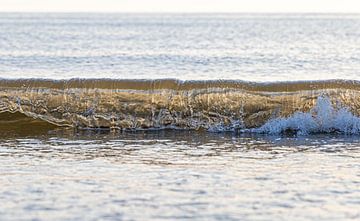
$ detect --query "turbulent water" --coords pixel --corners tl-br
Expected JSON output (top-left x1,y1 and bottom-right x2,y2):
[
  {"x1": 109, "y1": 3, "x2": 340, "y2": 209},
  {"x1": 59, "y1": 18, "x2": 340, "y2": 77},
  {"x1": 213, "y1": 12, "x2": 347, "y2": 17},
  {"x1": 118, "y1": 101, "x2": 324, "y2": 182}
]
[
  {"x1": 1, "y1": 13, "x2": 360, "y2": 221},
  {"x1": 2, "y1": 78, "x2": 360, "y2": 134}
]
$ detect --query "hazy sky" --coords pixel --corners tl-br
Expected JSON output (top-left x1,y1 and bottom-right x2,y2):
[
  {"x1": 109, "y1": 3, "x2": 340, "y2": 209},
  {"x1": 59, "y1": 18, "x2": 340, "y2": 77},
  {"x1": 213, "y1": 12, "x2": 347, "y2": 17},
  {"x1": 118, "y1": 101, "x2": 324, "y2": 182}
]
[{"x1": 1, "y1": 0, "x2": 360, "y2": 13}]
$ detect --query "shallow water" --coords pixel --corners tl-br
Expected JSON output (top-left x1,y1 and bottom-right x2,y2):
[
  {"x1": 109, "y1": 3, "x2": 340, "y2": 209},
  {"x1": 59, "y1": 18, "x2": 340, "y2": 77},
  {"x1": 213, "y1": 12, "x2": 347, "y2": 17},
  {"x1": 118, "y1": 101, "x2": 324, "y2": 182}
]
[
  {"x1": 1, "y1": 13, "x2": 360, "y2": 220},
  {"x1": 0, "y1": 130, "x2": 360, "y2": 220}
]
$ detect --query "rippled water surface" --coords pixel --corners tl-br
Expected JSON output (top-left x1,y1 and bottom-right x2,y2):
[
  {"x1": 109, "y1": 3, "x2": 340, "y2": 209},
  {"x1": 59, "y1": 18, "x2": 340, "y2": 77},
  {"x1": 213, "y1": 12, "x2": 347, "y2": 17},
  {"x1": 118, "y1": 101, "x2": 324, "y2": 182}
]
[
  {"x1": 1, "y1": 130, "x2": 360, "y2": 220},
  {"x1": 1, "y1": 13, "x2": 360, "y2": 221},
  {"x1": 0, "y1": 13, "x2": 360, "y2": 80}
]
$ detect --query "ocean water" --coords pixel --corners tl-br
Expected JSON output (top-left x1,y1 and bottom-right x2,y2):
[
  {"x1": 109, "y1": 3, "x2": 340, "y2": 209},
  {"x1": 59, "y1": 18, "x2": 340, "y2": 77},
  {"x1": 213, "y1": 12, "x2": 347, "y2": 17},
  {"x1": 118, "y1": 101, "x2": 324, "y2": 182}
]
[
  {"x1": 1, "y1": 13, "x2": 360, "y2": 220},
  {"x1": 0, "y1": 13, "x2": 359, "y2": 81},
  {"x1": 1, "y1": 131, "x2": 360, "y2": 220}
]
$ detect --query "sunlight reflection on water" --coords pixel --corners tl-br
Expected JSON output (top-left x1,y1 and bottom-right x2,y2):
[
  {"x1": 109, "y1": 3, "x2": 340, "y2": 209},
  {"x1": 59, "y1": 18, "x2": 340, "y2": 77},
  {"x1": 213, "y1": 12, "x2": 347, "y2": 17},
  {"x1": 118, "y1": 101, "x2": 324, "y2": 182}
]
[{"x1": 0, "y1": 130, "x2": 359, "y2": 220}]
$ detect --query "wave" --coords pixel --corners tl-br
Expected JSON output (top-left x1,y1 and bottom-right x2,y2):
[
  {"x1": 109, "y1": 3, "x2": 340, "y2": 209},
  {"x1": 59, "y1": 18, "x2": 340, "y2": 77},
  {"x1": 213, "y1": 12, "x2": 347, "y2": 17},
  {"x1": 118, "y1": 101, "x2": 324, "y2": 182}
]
[
  {"x1": 250, "y1": 96, "x2": 360, "y2": 135},
  {"x1": 1, "y1": 78, "x2": 360, "y2": 134}
]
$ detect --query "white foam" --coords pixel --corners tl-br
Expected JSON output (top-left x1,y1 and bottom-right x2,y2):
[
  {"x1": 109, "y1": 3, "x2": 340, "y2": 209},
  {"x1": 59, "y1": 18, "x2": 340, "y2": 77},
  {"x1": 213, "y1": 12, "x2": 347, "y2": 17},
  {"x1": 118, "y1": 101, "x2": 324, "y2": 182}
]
[{"x1": 253, "y1": 96, "x2": 360, "y2": 135}]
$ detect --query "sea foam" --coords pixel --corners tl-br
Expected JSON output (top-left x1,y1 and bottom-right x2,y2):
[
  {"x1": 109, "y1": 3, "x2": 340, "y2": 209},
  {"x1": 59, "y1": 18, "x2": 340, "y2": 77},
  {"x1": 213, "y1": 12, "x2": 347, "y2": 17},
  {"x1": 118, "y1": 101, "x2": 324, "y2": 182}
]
[{"x1": 252, "y1": 96, "x2": 360, "y2": 135}]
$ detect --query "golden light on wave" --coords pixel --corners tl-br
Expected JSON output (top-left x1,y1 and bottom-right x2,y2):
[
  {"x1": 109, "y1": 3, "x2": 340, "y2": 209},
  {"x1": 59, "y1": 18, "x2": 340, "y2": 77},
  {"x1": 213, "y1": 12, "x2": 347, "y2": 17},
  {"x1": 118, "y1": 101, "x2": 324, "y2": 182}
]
[{"x1": 1, "y1": 79, "x2": 360, "y2": 131}]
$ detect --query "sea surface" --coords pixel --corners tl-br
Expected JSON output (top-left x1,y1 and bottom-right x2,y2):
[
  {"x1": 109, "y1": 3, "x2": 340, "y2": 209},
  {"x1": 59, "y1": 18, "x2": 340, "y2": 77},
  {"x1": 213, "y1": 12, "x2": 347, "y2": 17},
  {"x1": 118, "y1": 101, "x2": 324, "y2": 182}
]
[
  {"x1": 0, "y1": 13, "x2": 359, "y2": 81},
  {"x1": 0, "y1": 13, "x2": 360, "y2": 220}
]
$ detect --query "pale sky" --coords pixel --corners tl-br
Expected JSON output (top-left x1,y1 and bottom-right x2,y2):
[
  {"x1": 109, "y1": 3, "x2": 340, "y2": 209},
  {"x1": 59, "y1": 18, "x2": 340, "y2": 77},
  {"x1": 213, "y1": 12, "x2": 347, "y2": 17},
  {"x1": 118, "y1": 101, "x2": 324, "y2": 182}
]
[{"x1": 0, "y1": 0, "x2": 360, "y2": 13}]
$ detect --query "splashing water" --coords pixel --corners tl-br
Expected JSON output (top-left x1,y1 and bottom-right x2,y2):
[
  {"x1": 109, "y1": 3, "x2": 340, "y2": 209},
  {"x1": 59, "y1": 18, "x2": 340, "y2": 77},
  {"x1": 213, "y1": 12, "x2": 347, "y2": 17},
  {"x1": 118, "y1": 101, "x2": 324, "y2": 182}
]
[
  {"x1": 253, "y1": 96, "x2": 360, "y2": 135},
  {"x1": 2, "y1": 79, "x2": 360, "y2": 134}
]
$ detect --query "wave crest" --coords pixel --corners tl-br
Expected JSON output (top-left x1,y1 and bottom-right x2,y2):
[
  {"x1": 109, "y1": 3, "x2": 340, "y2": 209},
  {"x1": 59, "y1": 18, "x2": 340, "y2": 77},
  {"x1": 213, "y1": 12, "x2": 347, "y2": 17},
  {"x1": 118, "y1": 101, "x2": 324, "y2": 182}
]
[
  {"x1": 251, "y1": 96, "x2": 360, "y2": 135},
  {"x1": 1, "y1": 78, "x2": 360, "y2": 134}
]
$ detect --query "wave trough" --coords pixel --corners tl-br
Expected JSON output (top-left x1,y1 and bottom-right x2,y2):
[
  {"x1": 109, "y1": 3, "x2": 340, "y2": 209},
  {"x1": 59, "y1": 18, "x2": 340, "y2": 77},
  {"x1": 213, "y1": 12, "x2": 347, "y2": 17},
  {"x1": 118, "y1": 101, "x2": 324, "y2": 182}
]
[{"x1": 1, "y1": 78, "x2": 360, "y2": 134}]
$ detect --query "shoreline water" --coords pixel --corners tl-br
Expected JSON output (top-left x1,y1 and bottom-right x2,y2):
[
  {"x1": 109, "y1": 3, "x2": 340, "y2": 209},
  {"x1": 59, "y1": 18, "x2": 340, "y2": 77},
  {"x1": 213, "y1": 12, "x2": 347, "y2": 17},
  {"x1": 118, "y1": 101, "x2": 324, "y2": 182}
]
[
  {"x1": 1, "y1": 12, "x2": 360, "y2": 220},
  {"x1": 2, "y1": 78, "x2": 360, "y2": 134},
  {"x1": 1, "y1": 129, "x2": 359, "y2": 220}
]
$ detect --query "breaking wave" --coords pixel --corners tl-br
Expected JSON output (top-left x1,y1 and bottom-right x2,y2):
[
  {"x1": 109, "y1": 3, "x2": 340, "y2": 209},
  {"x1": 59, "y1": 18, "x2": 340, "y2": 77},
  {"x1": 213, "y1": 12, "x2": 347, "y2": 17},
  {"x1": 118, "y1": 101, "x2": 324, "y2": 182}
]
[
  {"x1": 1, "y1": 78, "x2": 360, "y2": 134},
  {"x1": 251, "y1": 96, "x2": 360, "y2": 135}
]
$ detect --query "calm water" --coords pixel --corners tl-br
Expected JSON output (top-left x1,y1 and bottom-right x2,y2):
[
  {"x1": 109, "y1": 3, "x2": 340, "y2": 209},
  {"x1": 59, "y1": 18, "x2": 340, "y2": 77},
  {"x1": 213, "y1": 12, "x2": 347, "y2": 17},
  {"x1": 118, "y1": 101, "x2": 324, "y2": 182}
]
[
  {"x1": 0, "y1": 13, "x2": 359, "y2": 81},
  {"x1": 1, "y1": 13, "x2": 360, "y2": 220}
]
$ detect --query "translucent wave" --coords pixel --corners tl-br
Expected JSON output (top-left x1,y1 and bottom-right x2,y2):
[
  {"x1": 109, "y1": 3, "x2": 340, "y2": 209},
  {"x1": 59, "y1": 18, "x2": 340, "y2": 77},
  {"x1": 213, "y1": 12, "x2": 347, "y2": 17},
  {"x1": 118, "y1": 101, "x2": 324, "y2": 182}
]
[{"x1": 1, "y1": 78, "x2": 360, "y2": 134}]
